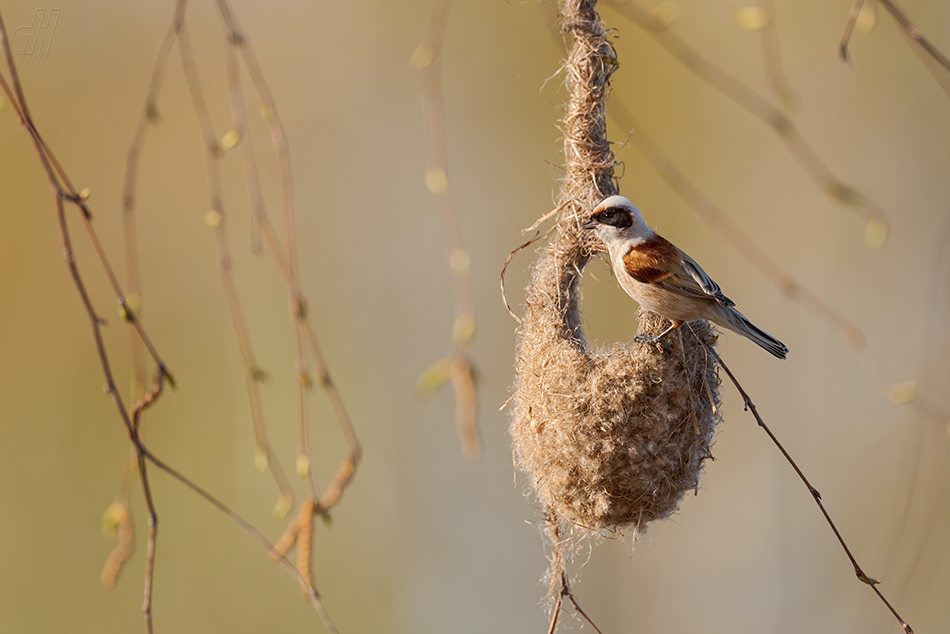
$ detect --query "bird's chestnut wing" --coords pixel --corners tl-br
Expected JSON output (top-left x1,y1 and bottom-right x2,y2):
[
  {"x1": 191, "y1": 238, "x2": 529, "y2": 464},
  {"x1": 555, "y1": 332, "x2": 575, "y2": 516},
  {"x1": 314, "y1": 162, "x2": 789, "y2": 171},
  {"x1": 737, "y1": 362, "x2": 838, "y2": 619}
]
[{"x1": 623, "y1": 236, "x2": 732, "y2": 306}]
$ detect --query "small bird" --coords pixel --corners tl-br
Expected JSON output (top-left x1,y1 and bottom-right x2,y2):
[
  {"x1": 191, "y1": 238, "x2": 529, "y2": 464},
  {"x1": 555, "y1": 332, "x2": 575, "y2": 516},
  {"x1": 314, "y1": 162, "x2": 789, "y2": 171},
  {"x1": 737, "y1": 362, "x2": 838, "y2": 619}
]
[{"x1": 582, "y1": 195, "x2": 788, "y2": 359}]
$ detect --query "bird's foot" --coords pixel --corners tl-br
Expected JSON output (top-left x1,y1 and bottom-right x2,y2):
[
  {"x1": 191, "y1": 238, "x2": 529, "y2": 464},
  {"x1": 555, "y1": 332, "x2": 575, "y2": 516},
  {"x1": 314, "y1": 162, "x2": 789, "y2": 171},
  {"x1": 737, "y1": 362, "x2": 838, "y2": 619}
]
[{"x1": 635, "y1": 333, "x2": 669, "y2": 353}]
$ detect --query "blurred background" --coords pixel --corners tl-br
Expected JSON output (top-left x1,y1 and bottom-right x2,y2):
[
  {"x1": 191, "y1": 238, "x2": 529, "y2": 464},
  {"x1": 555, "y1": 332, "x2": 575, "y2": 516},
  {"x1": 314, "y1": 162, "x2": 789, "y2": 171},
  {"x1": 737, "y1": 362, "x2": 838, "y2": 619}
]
[{"x1": 1, "y1": 0, "x2": 948, "y2": 632}]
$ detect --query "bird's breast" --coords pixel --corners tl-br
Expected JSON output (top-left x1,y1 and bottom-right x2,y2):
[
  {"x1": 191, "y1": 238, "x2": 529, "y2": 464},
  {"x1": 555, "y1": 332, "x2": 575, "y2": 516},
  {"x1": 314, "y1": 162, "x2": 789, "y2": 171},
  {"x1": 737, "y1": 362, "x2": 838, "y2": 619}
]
[{"x1": 613, "y1": 260, "x2": 705, "y2": 322}]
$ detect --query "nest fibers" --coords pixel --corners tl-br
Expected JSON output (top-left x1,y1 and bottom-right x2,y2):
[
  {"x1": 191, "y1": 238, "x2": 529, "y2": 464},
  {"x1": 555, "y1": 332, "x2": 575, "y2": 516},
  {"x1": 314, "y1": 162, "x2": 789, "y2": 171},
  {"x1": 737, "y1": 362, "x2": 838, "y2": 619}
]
[{"x1": 510, "y1": 1, "x2": 720, "y2": 545}]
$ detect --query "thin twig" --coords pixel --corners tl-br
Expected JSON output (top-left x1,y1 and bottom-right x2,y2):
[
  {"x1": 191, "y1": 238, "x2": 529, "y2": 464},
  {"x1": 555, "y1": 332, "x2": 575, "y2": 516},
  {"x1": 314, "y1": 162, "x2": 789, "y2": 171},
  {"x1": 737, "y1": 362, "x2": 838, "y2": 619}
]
[
  {"x1": 755, "y1": 0, "x2": 796, "y2": 108},
  {"x1": 214, "y1": 1, "x2": 364, "y2": 504},
  {"x1": 606, "y1": 0, "x2": 890, "y2": 239},
  {"x1": 52, "y1": 187, "x2": 162, "y2": 634},
  {"x1": 412, "y1": 0, "x2": 480, "y2": 459},
  {"x1": 499, "y1": 227, "x2": 554, "y2": 324},
  {"x1": 138, "y1": 442, "x2": 341, "y2": 634},
  {"x1": 130, "y1": 367, "x2": 165, "y2": 634},
  {"x1": 211, "y1": 1, "x2": 362, "y2": 588},
  {"x1": 212, "y1": 6, "x2": 310, "y2": 494},
  {"x1": 221, "y1": 38, "x2": 296, "y2": 509},
  {"x1": 878, "y1": 0, "x2": 950, "y2": 71},
  {"x1": 121, "y1": 0, "x2": 187, "y2": 416},
  {"x1": 839, "y1": 0, "x2": 867, "y2": 64},
  {"x1": 301, "y1": 320, "x2": 362, "y2": 509},
  {"x1": 707, "y1": 342, "x2": 914, "y2": 634},
  {"x1": 545, "y1": 592, "x2": 563, "y2": 634},
  {"x1": 1, "y1": 6, "x2": 343, "y2": 632},
  {"x1": 879, "y1": 217, "x2": 950, "y2": 614},
  {"x1": 523, "y1": 201, "x2": 568, "y2": 233},
  {"x1": 114, "y1": 3, "x2": 189, "y2": 543},
  {"x1": 60, "y1": 186, "x2": 339, "y2": 633},
  {"x1": 213, "y1": 0, "x2": 362, "y2": 511},
  {"x1": 177, "y1": 11, "x2": 296, "y2": 510},
  {"x1": 841, "y1": 0, "x2": 950, "y2": 97},
  {"x1": 216, "y1": 2, "x2": 316, "y2": 498},
  {"x1": 2, "y1": 9, "x2": 169, "y2": 627},
  {"x1": 544, "y1": 515, "x2": 604, "y2": 634}
]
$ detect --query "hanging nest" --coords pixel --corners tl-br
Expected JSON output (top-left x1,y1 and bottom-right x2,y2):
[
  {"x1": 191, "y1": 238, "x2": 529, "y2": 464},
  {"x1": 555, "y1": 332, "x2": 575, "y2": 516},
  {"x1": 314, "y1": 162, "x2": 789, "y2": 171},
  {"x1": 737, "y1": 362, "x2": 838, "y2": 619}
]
[
  {"x1": 512, "y1": 239, "x2": 720, "y2": 532},
  {"x1": 509, "y1": 0, "x2": 720, "y2": 556}
]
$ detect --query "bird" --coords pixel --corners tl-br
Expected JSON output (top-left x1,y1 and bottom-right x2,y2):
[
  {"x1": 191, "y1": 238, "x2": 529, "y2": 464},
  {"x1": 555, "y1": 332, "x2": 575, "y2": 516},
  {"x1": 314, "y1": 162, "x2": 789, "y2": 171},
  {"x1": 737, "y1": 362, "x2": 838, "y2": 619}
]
[{"x1": 582, "y1": 195, "x2": 788, "y2": 359}]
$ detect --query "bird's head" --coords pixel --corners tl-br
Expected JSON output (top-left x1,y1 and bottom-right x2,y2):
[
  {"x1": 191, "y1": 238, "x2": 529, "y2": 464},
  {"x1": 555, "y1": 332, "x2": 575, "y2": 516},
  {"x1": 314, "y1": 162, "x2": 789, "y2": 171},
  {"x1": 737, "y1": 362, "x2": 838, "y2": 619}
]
[{"x1": 582, "y1": 195, "x2": 651, "y2": 247}]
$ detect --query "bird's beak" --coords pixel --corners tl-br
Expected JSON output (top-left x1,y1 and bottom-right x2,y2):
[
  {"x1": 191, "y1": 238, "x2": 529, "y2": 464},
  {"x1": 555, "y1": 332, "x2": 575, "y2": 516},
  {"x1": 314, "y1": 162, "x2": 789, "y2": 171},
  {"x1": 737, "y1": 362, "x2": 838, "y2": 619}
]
[{"x1": 582, "y1": 218, "x2": 597, "y2": 230}]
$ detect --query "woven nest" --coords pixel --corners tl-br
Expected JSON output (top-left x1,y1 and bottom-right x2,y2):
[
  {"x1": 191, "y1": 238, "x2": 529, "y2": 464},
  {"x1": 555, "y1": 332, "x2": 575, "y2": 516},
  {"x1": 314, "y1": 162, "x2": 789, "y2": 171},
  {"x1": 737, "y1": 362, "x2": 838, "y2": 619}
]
[{"x1": 511, "y1": 217, "x2": 720, "y2": 533}]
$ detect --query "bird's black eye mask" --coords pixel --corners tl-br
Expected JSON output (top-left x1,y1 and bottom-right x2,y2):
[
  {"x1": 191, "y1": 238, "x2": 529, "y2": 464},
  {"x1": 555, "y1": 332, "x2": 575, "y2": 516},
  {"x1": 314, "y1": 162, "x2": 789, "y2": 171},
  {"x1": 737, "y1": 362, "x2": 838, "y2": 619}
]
[{"x1": 593, "y1": 207, "x2": 632, "y2": 229}]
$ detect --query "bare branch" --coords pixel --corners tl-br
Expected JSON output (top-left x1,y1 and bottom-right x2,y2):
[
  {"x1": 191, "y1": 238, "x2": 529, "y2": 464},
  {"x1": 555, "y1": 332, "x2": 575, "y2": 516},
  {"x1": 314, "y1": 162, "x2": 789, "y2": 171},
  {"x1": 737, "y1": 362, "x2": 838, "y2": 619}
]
[
  {"x1": 708, "y1": 339, "x2": 914, "y2": 634},
  {"x1": 412, "y1": 0, "x2": 481, "y2": 459}
]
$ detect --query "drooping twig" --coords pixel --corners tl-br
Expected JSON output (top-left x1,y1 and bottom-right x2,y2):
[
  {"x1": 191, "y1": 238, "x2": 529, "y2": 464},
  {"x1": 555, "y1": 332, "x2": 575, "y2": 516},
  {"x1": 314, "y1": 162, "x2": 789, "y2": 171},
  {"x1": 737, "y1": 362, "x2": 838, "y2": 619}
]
[
  {"x1": 129, "y1": 367, "x2": 166, "y2": 633},
  {"x1": 839, "y1": 0, "x2": 867, "y2": 65},
  {"x1": 500, "y1": 226, "x2": 554, "y2": 324},
  {"x1": 212, "y1": 4, "x2": 363, "y2": 569},
  {"x1": 2, "y1": 13, "x2": 165, "y2": 633},
  {"x1": 543, "y1": 514, "x2": 603, "y2": 634},
  {"x1": 179, "y1": 8, "x2": 297, "y2": 511},
  {"x1": 115, "y1": 1, "x2": 187, "y2": 546},
  {"x1": 123, "y1": 0, "x2": 362, "y2": 596},
  {"x1": 214, "y1": 1, "x2": 362, "y2": 514},
  {"x1": 878, "y1": 0, "x2": 950, "y2": 70},
  {"x1": 877, "y1": 218, "x2": 950, "y2": 618},
  {"x1": 705, "y1": 338, "x2": 914, "y2": 634},
  {"x1": 840, "y1": 0, "x2": 950, "y2": 98},
  {"x1": 1, "y1": 5, "x2": 346, "y2": 632},
  {"x1": 754, "y1": 0, "x2": 797, "y2": 108},
  {"x1": 214, "y1": 3, "x2": 307, "y2": 500},
  {"x1": 119, "y1": 0, "x2": 296, "y2": 592},
  {"x1": 606, "y1": 0, "x2": 890, "y2": 245},
  {"x1": 412, "y1": 0, "x2": 480, "y2": 459}
]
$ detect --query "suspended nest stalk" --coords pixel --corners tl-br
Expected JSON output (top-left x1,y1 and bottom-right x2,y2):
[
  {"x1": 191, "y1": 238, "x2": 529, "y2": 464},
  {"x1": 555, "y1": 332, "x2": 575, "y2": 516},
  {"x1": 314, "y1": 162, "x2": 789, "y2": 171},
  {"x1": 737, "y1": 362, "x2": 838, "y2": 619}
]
[{"x1": 509, "y1": 0, "x2": 721, "y2": 596}]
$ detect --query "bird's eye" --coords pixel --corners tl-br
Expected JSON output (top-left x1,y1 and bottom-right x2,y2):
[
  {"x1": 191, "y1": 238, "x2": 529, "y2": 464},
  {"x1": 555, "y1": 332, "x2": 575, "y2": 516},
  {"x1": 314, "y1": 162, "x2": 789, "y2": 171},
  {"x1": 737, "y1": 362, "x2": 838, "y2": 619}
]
[{"x1": 595, "y1": 207, "x2": 632, "y2": 228}]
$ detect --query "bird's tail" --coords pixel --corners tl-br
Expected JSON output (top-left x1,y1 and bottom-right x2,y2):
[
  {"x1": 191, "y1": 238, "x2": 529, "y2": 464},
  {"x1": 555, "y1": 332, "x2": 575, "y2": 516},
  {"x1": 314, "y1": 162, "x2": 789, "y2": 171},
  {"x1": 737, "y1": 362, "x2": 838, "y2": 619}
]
[{"x1": 716, "y1": 307, "x2": 788, "y2": 360}]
